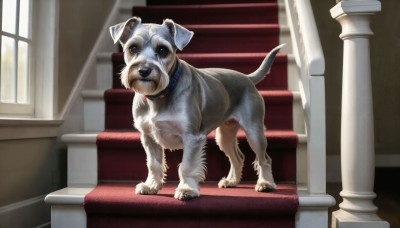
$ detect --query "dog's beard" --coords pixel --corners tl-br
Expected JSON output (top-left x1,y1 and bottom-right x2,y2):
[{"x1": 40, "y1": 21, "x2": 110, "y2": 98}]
[{"x1": 121, "y1": 61, "x2": 170, "y2": 96}]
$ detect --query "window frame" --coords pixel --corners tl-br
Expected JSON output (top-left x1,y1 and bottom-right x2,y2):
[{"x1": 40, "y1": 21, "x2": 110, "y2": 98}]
[{"x1": 0, "y1": 0, "x2": 60, "y2": 140}]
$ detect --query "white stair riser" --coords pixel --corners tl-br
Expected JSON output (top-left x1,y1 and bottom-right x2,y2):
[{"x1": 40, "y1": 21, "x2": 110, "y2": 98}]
[
  {"x1": 68, "y1": 144, "x2": 98, "y2": 187},
  {"x1": 82, "y1": 91, "x2": 105, "y2": 132},
  {"x1": 96, "y1": 54, "x2": 113, "y2": 90},
  {"x1": 51, "y1": 205, "x2": 86, "y2": 228}
]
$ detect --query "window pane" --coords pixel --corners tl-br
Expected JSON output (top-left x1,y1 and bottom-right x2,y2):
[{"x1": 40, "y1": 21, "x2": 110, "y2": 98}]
[
  {"x1": 19, "y1": 0, "x2": 31, "y2": 38},
  {"x1": 17, "y1": 41, "x2": 29, "y2": 104},
  {"x1": 1, "y1": 36, "x2": 16, "y2": 103},
  {"x1": 2, "y1": 0, "x2": 17, "y2": 34}
]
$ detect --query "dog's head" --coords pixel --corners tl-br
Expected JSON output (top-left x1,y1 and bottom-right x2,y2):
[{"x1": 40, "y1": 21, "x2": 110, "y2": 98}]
[{"x1": 110, "y1": 17, "x2": 193, "y2": 96}]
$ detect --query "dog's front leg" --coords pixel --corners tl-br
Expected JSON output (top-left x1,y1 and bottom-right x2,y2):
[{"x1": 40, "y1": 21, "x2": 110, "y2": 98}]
[
  {"x1": 135, "y1": 134, "x2": 167, "y2": 195},
  {"x1": 174, "y1": 134, "x2": 207, "y2": 201}
]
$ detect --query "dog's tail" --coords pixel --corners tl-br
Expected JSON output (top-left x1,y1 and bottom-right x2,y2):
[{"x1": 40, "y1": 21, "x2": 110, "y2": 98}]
[{"x1": 247, "y1": 43, "x2": 286, "y2": 85}]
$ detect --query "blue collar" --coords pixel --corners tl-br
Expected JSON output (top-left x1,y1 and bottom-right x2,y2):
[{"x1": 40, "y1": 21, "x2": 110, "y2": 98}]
[{"x1": 145, "y1": 60, "x2": 182, "y2": 100}]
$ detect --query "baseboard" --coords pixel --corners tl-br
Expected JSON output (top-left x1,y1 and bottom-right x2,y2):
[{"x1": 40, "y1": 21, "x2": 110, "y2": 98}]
[
  {"x1": 327, "y1": 154, "x2": 400, "y2": 183},
  {"x1": 0, "y1": 194, "x2": 50, "y2": 228},
  {"x1": 35, "y1": 222, "x2": 51, "y2": 228}
]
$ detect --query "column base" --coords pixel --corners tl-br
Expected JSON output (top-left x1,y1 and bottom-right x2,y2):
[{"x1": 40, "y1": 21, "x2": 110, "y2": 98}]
[{"x1": 332, "y1": 209, "x2": 390, "y2": 228}]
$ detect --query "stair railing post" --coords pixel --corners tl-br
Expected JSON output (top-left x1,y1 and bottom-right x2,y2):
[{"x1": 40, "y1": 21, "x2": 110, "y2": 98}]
[{"x1": 330, "y1": 1, "x2": 390, "y2": 228}]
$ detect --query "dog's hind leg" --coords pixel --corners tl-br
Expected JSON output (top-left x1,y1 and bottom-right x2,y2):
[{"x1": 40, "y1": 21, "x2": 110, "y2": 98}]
[
  {"x1": 135, "y1": 134, "x2": 167, "y2": 195},
  {"x1": 215, "y1": 121, "x2": 244, "y2": 188},
  {"x1": 242, "y1": 124, "x2": 277, "y2": 192}
]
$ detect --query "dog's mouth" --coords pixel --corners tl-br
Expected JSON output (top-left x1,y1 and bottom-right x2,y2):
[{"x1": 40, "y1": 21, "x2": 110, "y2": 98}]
[
  {"x1": 129, "y1": 78, "x2": 156, "y2": 89},
  {"x1": 139, "y1": 78, "x2": 153, "y2": 82}
]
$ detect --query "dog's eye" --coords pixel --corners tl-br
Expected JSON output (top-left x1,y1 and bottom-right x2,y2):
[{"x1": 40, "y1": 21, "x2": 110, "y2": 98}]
[
  {"x1": 129, "y1": 44, "x2": 139, "y2": 54},
  {"x1": 156, "y1": 46, "x2": 169, "y2": 58}
]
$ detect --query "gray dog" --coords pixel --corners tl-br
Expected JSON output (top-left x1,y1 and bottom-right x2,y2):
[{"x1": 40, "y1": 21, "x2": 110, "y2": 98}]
[{"x1": 110, "y1": 17, "x2": 284, "y2": 201}]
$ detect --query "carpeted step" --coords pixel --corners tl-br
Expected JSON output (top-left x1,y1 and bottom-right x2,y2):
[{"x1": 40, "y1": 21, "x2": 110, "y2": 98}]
[
  {"x1": 132, "y1": 3, "x2": 279, "y2": 25},
  {"x1": 104, "y1": 89, "x2": 293, "y2": 130},
  {"x1": 84, "y1": 183, "x2": 298, "y2": 228},
  {"x1": 97, "y1": 130, "x2": 297, "y2": 182},
  {"x1": 179, "y1": 24, "x2": 280, "y2": 53},
  {"x1": 112, "y1": 52, "x2": 288, "y2": 90}
]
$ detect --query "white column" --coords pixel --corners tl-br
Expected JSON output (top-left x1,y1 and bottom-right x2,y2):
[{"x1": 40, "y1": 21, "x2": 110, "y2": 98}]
[{"x1": 330, "y1": 1, "x2": 390, "y2": 228}]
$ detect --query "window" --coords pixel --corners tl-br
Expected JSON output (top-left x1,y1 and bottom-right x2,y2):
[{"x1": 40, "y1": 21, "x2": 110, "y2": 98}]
[{"x1": 0, "y1": 0, "x2": 33, "y2": 116}]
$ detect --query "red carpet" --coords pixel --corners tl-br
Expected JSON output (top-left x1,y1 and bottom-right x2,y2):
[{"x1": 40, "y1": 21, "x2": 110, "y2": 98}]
[
  {"x1": 85, "y1": 0, "x2": 299, "y2": 227},
  {"x1": 85, "y1": 183, "x2": 298, "y2": 228},
  {"x1": 133, "y1": 3, "x2": 279, "y2": 25},
  {"x1": 96, "y1": 130, "x2": 297, "y2": 182}
]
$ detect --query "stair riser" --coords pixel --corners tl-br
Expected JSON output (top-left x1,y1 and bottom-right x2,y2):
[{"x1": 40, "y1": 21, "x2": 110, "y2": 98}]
[
  {"x1": 87, "y1": 215, "x2": 295, "y2": 228},
  {"x1": 82, "y1": 91, "x2": 105, "y2": 132},
  {"x1": 181, "y1": 26, "x2": 280, "y2": 53},
  {"x1": 81, "y1": 90, "x2": 304, "y2": 133},
  {"x1": 96, "y1": 54, "x2": 113, "y2": 90},
  {"x1": 104, "y1": 92, "x2": 294, "y2": 130},
  {"x1": 132, "y1": 4, "x2": 279, "y2": 25},
  {"x1": 98, "y1": 136, "x2": 296, "y2": 182},
  {"x1": 146, "y1": 0, "x2": 277, "y2": 5},
  {"x1": 112, "y1": 53, "x2": 289, "y2": 90}
]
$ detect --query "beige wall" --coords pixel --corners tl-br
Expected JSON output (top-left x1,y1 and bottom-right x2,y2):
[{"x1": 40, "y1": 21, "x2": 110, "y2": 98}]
[
  {"x1": 311, "y1": 0, "x2": 400, "y2": 156},
  {"x1": 58, "y1": 0, "x2": 115, "y2": 114},
  {"x1": 0, "y1": 1, "x2": 115, "y2": 227},
  {"x1": 0, "y1": 138, "x2": 62, "y2": 206},
  {"x1": 0, "y1": 138, "x2": 64, "y2": 227}
]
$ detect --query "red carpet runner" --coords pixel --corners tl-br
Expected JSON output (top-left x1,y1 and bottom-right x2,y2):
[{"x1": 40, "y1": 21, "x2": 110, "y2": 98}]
[{"x1": 85, "y1": 0, "x2": 299, "y2": 227}]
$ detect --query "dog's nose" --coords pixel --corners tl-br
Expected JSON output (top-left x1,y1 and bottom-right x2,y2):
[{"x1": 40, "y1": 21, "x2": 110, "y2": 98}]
[{"x1": 138, "y1": 67, "x2": 152, "y2": 78}]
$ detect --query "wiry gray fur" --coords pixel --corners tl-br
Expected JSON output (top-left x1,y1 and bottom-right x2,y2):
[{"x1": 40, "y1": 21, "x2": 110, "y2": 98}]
[{"x1": 110, "y1": 17, "x2": 284, "y2": 201}]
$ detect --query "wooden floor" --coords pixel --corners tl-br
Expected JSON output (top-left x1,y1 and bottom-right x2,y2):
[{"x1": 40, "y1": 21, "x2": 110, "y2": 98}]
[{"x1": 327, "y1": 168, "x2": 400, "y2": 228}]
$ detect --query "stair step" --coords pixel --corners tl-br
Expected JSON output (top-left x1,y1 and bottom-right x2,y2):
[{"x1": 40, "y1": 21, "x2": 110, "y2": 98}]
[
  {"x1": 97, "y1": 130, "x2": 298, "y2": 182},
  {"x1": 132, "y1": 3, "x2": 279, "y2": 25},
  {"x1": 84, "y1": 183, "x2": 298, "y2": 227},
  {"x1": 182, "y1": 24, "x2": 281, "y2": 53},
  {"x1": 45, "y1": 186, "x2": 335, "y2": 228},
  {"x1": 103, "y1": 89, "x2": 295, "y2": 130},
  {"x1": 112, "y1": 52, "x2": 290, "y2": 90}
]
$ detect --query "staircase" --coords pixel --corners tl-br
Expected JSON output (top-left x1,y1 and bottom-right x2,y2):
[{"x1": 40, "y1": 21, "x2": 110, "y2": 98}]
[{"x1": 45, "y1": 0, "x2": 335, "y2": 227}]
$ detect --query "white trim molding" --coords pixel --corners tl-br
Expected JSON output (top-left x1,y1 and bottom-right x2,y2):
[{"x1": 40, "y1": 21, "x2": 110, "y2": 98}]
[
  {"x1": 0, "y1": 119, "x2": 62, "y2": 140},
  {"x1": 32, "y1": 0, "x2": 59, "y2": 119},
  {"x1": 0, "y1": 194, "x2": 49, "y2": 228}
]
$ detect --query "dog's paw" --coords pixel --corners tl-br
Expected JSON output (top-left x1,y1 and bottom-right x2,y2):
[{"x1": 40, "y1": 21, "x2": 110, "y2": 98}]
[
  {"x1": 174, "y1": 185, "x2": 200, "y2": 201},
  {"x1": 135, "y1": 182, "x2": 159, "y2": 195},
  {"x1": 255, "y1": 181, "x2": 276, "y2": 192},
  {"x1": 218, "y1": 177, "x2": 238, "y2": 188}
]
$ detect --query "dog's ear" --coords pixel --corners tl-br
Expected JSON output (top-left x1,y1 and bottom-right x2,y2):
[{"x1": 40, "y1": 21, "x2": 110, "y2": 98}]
[
  {"x1": 163, "y1": 19, "x2": 194, "y2": 51},
  {"x1": 109, "y1": 17, "x2": 141, "y2": 45}
]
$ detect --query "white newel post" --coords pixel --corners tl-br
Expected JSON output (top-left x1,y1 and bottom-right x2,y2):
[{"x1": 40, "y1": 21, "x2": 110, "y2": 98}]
[{"x1": 330, "y1": 1, "x2": 389, "y2": 228}]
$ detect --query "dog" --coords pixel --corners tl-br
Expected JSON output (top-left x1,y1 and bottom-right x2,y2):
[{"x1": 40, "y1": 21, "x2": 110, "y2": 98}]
[{"x1": 110, "y1": 17, "x2": 284, "y2": 201}]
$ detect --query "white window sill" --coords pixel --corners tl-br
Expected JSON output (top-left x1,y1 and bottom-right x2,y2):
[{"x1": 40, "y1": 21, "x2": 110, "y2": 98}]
[{"x1": 0, "y1": 118, "x2": 63, "y2": 140}]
